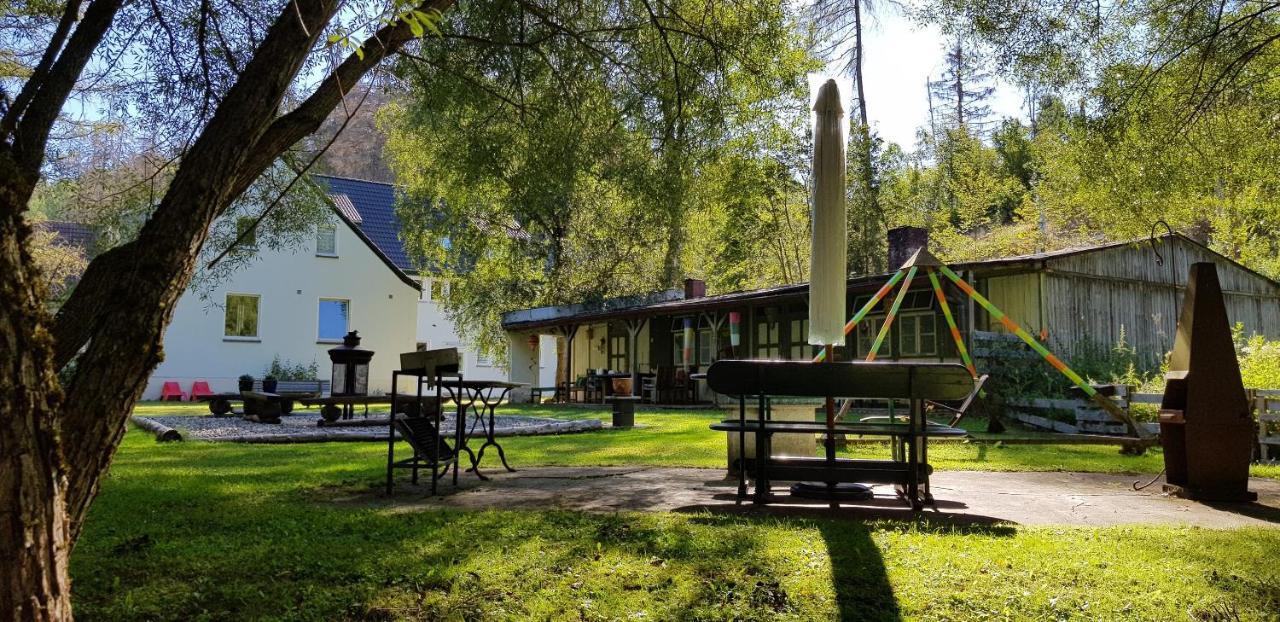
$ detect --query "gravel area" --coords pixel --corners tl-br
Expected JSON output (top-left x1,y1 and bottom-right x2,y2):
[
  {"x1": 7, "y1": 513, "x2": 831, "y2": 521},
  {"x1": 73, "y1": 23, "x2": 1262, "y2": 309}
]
[{"x1": 132, "y1": 413, "x2": 602, "y2": 443}]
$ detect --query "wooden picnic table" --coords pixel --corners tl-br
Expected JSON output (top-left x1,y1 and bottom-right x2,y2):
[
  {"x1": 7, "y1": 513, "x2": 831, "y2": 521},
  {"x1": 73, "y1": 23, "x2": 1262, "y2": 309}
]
[{"x1": 706, "y1": 359, "x2": 974, "y2": 510}]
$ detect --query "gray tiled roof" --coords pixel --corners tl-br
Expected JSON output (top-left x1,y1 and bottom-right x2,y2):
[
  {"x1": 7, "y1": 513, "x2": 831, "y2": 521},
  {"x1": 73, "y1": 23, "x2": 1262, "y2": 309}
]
[{"x1": 313, "y1": 175, "x2": 413, "y2": 271}]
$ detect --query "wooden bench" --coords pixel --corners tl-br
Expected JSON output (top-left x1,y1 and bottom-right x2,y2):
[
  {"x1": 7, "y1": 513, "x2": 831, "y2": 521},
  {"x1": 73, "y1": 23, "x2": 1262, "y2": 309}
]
[
  {"x1": 529, "y1": 386, "x2": 558, "y2": 404},
  {"x1": 1258, "y1": 396, "x2": 1280, "y2": 461},
  {"x1": 605, "y1": 395, "x2": 641, "y2": 428},
  {"x1": 706, "y1": 360, "x2": 973, "y2": 510},
  {"x1": 198, "y1": 379, "x2": 329, "y2": 415},
  {"x1": 239, "y1": 391, "x2": 284, "y2": 423}
]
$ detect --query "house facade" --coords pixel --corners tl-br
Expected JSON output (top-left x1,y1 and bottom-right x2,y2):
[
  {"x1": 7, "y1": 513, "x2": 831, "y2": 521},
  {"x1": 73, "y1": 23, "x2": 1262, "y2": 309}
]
[
  {"x1": 144, "y1": 174, "x2": 549, "y2": 399},
  {"x1": 502, "y1": 230, "x2": 1280, "y2": 399}
]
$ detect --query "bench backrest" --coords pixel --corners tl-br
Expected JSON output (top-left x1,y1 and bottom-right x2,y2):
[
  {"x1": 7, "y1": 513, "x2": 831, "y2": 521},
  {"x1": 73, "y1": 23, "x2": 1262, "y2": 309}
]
[
  {"x1": 400, "y1": 348, "x2": 461, "y2": 378},
  {"x1": 272, "y1": 380, "x2": 330, "y2": 395},
  {"x1": 706, "y1": 360, "x2": 974, "y2": 401}
]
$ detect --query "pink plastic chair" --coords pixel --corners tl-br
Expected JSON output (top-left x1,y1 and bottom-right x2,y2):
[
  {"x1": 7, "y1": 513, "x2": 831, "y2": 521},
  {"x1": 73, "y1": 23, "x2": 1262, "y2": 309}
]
[
  {"x1": 159, "y1": 381, "x2": 186, "y2": 401},
  {"x1": 189, "y1": 380, "x2": 214, "y2": 401}
]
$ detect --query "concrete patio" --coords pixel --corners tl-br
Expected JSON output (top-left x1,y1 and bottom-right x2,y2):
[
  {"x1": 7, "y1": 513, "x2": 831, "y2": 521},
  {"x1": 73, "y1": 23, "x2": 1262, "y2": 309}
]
[{"x1": 377, "y1": 467, "x2": 1280, "y2": 527}]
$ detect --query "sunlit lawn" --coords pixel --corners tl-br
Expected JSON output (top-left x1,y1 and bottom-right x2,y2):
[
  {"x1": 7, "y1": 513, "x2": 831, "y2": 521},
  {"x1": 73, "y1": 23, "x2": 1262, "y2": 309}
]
[
  {"x1": 133, "y1": 400, "x2": 1280, "y2": 479},
  {"x1": 75, "y1": 401, "x2": 1280, "y2": 619}
]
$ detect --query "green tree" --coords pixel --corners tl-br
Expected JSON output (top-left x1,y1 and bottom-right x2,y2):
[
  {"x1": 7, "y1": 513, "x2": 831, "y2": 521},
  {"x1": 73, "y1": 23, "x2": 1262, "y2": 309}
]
[{"x1": 385, "y1": 0, "x2": 817, "y2": 357}]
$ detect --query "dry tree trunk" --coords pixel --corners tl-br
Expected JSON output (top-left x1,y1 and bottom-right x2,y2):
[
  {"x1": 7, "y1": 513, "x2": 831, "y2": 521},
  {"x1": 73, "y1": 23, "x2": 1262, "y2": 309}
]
[
  {"x1": 0, "y1": 0, "x2": 454, "y2": 616},
  {"x1": 0, "y1": 158, "x2": 73, "y2": 621}
]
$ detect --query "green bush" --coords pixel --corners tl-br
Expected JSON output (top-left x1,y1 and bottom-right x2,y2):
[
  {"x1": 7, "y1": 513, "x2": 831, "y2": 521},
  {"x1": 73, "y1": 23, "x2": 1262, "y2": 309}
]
[
  {"x1": 977, "y1": 327, "x2": 1163, "y2": 403},
  {"x1": 1235, "y1": 326, "x2": 1280, "y2": 390},
  {"x1": 263, "y1": 355, "x2": 319, "y2": 381}
]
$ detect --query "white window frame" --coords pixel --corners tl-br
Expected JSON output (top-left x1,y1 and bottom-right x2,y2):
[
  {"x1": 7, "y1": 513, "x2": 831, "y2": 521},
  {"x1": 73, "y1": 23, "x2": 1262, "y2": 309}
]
[
  {"x1": 223, "y1": 293, "x2": 260, "y2": 341},
  {"x1": 697, "y1": 327, "x2": 714, "y2": 365},
  {"x1": 898, "y1": 313, "x2": 938, "y2": 357},
  {"x1": 316, "y1": 220, "x2": 338, "y2": 257},
  {"x1": 316, "y1": 298, "x2": 350, "y2": 343}
]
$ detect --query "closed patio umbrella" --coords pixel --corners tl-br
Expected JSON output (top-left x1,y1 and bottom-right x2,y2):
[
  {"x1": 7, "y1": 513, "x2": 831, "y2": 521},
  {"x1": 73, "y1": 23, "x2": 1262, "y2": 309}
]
[
  {"x1": 808, "y1": 79, "x2": 847, "y2": 347},
  {"x1": 794, "y1": 78, "x2": 864, "y2": 502}
]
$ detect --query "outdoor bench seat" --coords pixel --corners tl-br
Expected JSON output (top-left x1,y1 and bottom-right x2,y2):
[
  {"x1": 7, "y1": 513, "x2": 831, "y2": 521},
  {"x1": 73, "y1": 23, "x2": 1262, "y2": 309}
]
[
  {"x1": 529, "y1": 386, "x2": 558, "y2": 403},
  {"x1": 710, "y1": 420, "x2": 968, "y2": 437}
]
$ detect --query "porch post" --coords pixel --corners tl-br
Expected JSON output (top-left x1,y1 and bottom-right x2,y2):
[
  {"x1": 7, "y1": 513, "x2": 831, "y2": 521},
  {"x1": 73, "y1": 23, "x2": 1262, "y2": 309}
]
[{"x1": 626, "y1": 317, "x2": 647, "y2": 396}]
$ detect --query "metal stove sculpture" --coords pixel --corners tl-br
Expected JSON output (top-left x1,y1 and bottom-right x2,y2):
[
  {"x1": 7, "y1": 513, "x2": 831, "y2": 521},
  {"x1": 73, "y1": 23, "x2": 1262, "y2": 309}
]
[{"x1": 1158, "y1": 262, "x2": 1257, "y2": 501}]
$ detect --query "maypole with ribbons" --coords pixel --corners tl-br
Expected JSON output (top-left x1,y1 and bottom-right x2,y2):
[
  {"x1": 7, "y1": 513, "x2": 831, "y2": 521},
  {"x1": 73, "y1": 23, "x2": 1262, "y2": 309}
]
[{"x1": 813, "y1": 246, "x2": 1148, "y2": 440}]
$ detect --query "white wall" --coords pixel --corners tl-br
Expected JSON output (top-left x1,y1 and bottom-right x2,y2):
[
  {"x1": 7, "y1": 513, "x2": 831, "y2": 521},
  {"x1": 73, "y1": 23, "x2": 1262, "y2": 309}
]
[
  {"x1": 413, "y1": 277, "x2": 511, "y2": 381},
  {"x1": 506, "y1": 332, "x2": 566, "y2": 400},
  {"x1": 146, "y1": 218, "x2": 418, "y2": 398}
]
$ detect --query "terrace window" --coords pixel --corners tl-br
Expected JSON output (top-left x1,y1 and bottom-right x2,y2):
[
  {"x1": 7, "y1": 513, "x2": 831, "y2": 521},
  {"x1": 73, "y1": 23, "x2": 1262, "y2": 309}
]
[
  {"x1": 754, "y1": 318, "x2": 780, "y2": 359},
  {"x1": 788, "y1": 317, "x2": 815, "y2": 360},
  {"x1": 224, "y1": 294, "x2": 259, "y2": 339},
  {"x1": 608, "y1": 332, "x2": 629, "y2": 372},
  {"x1": 855, "y1": 317, "x2": 892, "y2": 359},
  {"x1": 899, "y1": 313, "x2": 938, "y2": 357},
  {"x1": 698, "y1": 327, "x2": 715, "y2": 365}
]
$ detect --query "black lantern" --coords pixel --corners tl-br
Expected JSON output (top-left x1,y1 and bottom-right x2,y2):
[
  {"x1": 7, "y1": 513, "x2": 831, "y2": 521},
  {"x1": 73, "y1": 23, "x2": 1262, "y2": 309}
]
[{"x1": 328, "y1": 330, "x2": 374, "y2": 396}]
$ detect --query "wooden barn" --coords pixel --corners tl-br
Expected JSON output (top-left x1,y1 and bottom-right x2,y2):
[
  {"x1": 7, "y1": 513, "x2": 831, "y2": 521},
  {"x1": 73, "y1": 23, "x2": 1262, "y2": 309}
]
[{"x1": 502, "y1": 229, "x2": 1280, "y2": 395}]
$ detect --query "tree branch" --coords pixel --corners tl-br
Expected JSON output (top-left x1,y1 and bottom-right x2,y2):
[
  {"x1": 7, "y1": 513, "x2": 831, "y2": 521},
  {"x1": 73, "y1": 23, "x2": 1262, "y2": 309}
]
[
  {"x1": 1, "y1": 0, "x2": 83, "y2": 137},
  {"x1": 11, "y1": 0, "x2": 125, "y2": 178}
]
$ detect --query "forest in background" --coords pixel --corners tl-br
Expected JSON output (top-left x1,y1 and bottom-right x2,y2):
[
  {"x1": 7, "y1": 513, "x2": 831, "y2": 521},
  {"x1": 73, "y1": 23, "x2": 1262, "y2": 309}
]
[{"x1": 24, "y1": 0, "x2": 1280, "y2": 357}]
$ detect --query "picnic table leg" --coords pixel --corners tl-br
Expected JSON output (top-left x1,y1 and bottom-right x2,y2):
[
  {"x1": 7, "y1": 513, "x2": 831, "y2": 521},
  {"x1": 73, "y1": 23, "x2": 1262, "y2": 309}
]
[
  {"x1": 485, "y1": 389, "x2": 515, "y2": 472},
  {"x1": 737, "y1": 396, "x2": 747, "y2": 502},
  {"x1": 753, "y1": 394, "x2": 769, "y2": 504},
  {"x1": 387, "y1": 373, "x2": 398, "y2": 496},
  {"x1": 907, "y1": 397, "x2": 922, "y2": 511}
]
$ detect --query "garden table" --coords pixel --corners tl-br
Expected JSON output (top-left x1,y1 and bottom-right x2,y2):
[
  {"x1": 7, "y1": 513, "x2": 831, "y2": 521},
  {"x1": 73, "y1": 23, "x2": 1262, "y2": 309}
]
[{"x1": 443, "y1": 379, "x2": 526, "y2": 478}]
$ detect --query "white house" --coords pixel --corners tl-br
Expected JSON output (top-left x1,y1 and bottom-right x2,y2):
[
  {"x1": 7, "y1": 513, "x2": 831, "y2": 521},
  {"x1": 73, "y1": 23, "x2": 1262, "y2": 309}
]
[{"x1": 144, "y1": 174, "x2": 553, "y2": 399}]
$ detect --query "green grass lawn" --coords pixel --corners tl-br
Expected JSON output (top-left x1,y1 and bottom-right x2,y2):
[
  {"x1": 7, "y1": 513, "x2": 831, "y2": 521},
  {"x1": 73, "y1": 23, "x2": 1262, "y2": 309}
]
[
  {"x1": 74, "y1": 418, "x2": 1280, "y2": 621},
  {"x1": 133, "y1": 401, "x2": 1280, "y2": 479}
]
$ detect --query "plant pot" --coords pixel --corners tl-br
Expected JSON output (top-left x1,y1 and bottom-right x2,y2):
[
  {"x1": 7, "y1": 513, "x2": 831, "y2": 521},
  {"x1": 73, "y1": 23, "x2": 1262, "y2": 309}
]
[
  {"x1": 238, "y1": 379, "x2": 254, "y2": 392},
  {"x1": 262, "y1": 379, "x2": 278, "y2": 393}
]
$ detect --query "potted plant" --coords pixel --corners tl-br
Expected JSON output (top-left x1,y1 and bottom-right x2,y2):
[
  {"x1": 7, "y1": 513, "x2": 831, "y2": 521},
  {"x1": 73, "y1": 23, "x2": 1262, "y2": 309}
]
[
  {"x1": 262, "y1": 374, "x2": 278, "y2": 393},
  {"x1": 238, "y1": 374, "x2": 254, "y2": 392}
]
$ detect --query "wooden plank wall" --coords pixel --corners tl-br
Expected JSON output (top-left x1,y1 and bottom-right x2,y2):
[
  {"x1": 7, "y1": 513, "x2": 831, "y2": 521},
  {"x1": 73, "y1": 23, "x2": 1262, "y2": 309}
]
[{"x1": 982, "y1": 238, "x2": 1280, "y2": 363}]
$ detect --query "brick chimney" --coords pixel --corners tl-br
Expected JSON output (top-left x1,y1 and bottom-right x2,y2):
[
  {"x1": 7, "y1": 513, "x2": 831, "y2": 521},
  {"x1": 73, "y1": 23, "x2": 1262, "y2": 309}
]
[
  {"x1": 887, "y1": 226, "x2": 929, "y2": 269},
  {"x1": 683, "y1": 278, "x2": 706, "y2": 299}
]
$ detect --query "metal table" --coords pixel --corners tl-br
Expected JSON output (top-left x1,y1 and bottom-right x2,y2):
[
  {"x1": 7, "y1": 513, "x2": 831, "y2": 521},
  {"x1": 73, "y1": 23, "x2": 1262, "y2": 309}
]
[{"x1": 442, "y1": 379, "x2": 526, "y2": 479}]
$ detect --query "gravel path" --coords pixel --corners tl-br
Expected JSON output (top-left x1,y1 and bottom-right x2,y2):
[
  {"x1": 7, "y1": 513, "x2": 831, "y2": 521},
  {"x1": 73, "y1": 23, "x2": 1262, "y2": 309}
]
[{"x1": 132, "y1": 413, "x2": 602, "y2": 443}]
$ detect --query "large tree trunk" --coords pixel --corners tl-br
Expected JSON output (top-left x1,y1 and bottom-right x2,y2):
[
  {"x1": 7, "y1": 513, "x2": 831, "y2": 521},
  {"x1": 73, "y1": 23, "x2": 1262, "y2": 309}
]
[
  {"x1": 849, "y1": 0, "x2": 882, "y2": 273},
  {"x1": 0, "y1": 157, "x2": 72, "y2": 621},
  {"x1": 0, "y1": 0, "x2": 454, "y2": 613}
]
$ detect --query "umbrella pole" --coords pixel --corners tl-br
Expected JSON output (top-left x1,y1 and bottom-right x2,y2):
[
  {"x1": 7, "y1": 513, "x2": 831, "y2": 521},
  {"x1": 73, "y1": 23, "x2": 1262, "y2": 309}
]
[{"x1": 824, "y1": 345, "x2": 837, "y2": 508}]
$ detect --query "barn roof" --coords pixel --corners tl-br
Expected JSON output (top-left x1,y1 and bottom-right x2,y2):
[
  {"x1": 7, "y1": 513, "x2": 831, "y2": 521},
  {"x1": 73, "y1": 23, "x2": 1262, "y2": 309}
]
[
  {"x1": 501, "y1": 233, "x2": 1280, "y2": 331},
  {"x1": 36, "y1": 220, "x2": 97, "y2": 252}
]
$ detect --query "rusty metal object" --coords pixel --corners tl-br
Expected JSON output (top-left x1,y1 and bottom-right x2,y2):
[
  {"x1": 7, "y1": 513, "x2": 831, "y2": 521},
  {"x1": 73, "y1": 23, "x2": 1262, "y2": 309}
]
[{"x1": 1159, "y1": 262, "x2": 1257, "y2": 501}]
